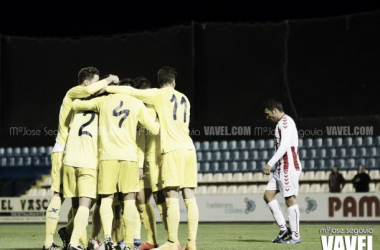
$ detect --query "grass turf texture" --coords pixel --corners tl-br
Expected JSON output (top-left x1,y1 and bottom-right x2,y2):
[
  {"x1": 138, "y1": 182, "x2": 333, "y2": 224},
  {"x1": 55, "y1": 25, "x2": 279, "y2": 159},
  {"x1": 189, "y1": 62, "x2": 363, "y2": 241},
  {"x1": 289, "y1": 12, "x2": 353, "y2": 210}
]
[{"x1": 0, "y1": 223, "x2": 378, "y2": 250}]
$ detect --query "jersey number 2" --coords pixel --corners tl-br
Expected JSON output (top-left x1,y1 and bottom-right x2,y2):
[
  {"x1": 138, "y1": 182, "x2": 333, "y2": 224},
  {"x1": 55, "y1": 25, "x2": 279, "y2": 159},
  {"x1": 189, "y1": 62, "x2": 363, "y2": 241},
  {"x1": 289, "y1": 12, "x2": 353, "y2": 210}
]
[
  {"x1": 78, "y1": 111, "x2": 96, "y2": 137},
  {"x1": 170, "y1": 94, "x2": 187, "y2": 122},
  {"x1": 113, "y1": 100, "x2": 130, "y2": 128}
]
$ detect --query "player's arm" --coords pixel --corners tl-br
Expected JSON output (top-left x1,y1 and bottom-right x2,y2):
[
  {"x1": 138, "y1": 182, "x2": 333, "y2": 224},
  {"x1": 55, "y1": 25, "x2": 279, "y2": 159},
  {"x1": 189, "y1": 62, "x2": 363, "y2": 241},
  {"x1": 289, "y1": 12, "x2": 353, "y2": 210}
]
[
  {"x1": 107, "y1": 86, "x2": 160, "y2": 105},
  {"x1": 263, "y1": 122, "x2": 292, "y2": 174},
  {"x1": 72, "y1": 97, "x2": 103, "y2": 112},
  {"x1": 137, "y1": 101, "x2": 160, "y2": 135},
  {"x1": 67, "y1": 75, "x2": 119, "y2": 99}
]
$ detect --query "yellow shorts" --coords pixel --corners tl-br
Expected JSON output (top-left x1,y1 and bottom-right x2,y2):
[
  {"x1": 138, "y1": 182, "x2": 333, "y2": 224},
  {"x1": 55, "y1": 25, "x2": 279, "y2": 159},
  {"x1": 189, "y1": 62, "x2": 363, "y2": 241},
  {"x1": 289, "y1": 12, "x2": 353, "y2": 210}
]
[
  {"x1": 98, "y1": 160, "x2": 139, "y2": 194},
  {"x1": 63, "y1": 165, "x2": 97, "y2": 199},
  {"x1": 51, "y1": 152, "x2": 64, "y2": 193},
  {"x1": 161, "y1": 149, "x2": 197, "y2": 189}
]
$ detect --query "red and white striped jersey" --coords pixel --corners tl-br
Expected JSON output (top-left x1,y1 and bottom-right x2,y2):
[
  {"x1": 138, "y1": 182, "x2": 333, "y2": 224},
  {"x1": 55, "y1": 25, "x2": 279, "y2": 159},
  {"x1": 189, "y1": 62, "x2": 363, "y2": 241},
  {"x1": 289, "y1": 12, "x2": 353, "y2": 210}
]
[{"x1": 267, "y1": 115, "x2": 302, "y2": 172}]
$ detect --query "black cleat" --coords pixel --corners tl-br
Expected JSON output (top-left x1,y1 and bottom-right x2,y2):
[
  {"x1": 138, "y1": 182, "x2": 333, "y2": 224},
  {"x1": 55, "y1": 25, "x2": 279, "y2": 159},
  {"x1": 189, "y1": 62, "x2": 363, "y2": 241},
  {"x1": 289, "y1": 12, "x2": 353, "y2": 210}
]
[
  {"x1": 43, "y1": 243, "x2": 63, "y2": 250},
  {"x1": 58, "y1": 227, "x2": 71, "y2": 250},
  {"x1": 272, "y1": 227, "x2": 291, "y2": 243}
]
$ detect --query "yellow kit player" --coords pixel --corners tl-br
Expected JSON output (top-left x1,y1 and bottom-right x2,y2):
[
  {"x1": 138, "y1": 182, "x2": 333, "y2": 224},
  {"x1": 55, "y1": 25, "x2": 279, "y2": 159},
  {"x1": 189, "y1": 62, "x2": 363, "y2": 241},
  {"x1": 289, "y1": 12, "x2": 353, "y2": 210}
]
[
  {"x1": 133, "y1": 77, "x2": 166, "y2": 250},
  {"x1": 62, "y1": 105, "x2": 99, "y2": 250},
  {"x1": 43, "y1": 67, "x2": 119, "y2": 250},
  {"x1": 72, "y1": 88, "x2": 160, "y2": 250},
  {"x1": 106, "y1": 67, "x2": 198, "y2": 250}
]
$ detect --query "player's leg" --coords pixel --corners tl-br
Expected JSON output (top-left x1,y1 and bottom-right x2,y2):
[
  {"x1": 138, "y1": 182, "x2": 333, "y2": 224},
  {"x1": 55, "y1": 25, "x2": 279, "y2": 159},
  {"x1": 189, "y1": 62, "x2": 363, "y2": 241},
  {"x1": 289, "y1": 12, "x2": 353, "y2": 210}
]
[
  {"x1": 151, "y1": 160, "x2": 168, "y2": 232},
  {"x1": 119, "y1": 160, "x2": 140, "y2": 250},
  {"x1": 68, "y1": 167, "x2": 97, "y2": 249},
  {"x1": 152, "y1": 190, "x2": 167, "y2": 232},
  {"x1": 138, "y1": 161, "x2": 159, "y2": 249},
  {"x1": 88, "y1": 196, "x2": 102, "y2": 250},
  {"x1": 154, "y1": 150, "x2": 184, "y2": 250},
  {"x1": 98, "y1": 160, "x2": 120, "y2": 250},
  {"x1": 138, "y1": 188, "x2": 158, "y2": 249},
  {"x1": 155, "y1": 187, "x2": 180, "y2": 250},
  {"x1": 181, "y1": 149, "x2": 198, "y2": 250},
  {"x1": 263, "y1": 173, "x2": 289, "y2": 243},
  {"x1": 279, "y1": 170, "x2": 301, "y2": 244},
  {"x1": 44, "y1": 151, "x2": 65, "y2": 250},
  {"x1": 181, "y1": 188, "x2": 198, "y2": 250},
  {"x1": 68, "y1": 197, "x2": 92, "y2": 249},
  {"x1": 61, "y1": 166, "x2": 80, "y2": 249},
  {"x1": 111, "y1": 195, "x2": 123, "y2": 245},
  {"x1": 134, "y1": 169, "x2": 144, "y2": 248},
  {"x1": 63, "y1": 198, "x2": 78, "y2": 243}
]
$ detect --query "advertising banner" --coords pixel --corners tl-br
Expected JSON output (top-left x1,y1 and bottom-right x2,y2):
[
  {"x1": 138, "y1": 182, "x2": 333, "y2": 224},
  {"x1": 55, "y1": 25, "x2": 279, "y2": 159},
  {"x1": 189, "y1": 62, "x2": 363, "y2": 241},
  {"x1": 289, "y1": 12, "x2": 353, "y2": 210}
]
[{"x1": 0, "y1": 193, "x2": 379, "y2": 223}]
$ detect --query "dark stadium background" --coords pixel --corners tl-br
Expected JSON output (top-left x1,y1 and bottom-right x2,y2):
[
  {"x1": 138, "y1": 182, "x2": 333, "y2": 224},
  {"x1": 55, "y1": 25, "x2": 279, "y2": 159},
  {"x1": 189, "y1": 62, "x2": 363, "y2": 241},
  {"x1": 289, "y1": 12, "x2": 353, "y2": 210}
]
[{"x1": 1, "y1": 1, "x2": 380, "y2": 147}]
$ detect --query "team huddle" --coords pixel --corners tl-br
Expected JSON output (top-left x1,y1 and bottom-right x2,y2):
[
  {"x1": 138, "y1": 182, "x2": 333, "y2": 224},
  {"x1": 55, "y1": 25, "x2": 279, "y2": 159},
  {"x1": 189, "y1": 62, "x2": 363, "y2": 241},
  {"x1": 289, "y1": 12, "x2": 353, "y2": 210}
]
[
  {"x1": 43, "y1": 67, "x2": 198, "y2": 250},
  {"x1": 42, "y1": 67, "x2": 302, "y2": 250}
]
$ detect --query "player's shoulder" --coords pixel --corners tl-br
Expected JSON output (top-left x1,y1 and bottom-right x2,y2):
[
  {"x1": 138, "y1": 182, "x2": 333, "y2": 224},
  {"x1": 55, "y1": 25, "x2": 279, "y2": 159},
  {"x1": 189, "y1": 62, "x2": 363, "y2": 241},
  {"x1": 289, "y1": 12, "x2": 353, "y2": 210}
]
[{"x1": 278, "y1": 115, "x2": 295, "y2": 128}]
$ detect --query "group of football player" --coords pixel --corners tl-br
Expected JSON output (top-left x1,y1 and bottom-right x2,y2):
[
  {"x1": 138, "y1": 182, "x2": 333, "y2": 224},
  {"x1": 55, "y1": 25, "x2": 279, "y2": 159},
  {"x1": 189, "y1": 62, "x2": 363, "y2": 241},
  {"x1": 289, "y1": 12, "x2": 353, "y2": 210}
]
[{"x1": 42, "y1": 66, "x2": 198, "y2": 250}]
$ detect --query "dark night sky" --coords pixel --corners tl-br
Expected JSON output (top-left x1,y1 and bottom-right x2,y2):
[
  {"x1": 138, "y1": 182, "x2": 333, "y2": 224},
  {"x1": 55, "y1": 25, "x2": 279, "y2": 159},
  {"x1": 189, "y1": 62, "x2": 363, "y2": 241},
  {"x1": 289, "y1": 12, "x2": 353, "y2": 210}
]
[{"x1": 1, "y1": 1, "x2": 380, "y2": 37}]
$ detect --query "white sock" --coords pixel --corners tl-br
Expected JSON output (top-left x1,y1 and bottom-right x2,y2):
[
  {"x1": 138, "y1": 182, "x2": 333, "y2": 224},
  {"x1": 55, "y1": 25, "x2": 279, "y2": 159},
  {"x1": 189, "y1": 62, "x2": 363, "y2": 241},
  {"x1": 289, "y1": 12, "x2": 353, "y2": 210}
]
[
  {"x1": 288, "y1": 204, "x2": 300, "y2": 240},
  {"x1": 267, "y1": 200, "x2": 286, "y2": 230}
]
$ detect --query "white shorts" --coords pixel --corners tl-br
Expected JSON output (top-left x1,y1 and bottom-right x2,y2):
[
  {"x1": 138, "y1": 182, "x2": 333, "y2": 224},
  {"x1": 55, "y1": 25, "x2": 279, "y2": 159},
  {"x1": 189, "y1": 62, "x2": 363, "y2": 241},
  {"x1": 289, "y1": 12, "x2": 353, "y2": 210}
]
[{"x1": 265, "y1": 170, "x2": 300, "y2": 197}]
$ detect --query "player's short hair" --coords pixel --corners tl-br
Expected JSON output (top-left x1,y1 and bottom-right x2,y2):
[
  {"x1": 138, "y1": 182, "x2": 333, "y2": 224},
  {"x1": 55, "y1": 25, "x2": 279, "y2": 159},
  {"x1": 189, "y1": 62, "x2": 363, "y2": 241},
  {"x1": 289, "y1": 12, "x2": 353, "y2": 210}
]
[
  {"x1": 119, "y1": 78, "x2": 135, "y2": 86},
  {"x1": 134, "y1": 76, "x2": 151, "y2": 89},
  {"x1": 158, "y1": 66, "x2": 177, "y2": 87},
  {"x1": 262, "y1": 99, "x2": 283, "y2": 112},
  {"x1": 78, "y1": 67, "x2": 99, "y2": 85}
]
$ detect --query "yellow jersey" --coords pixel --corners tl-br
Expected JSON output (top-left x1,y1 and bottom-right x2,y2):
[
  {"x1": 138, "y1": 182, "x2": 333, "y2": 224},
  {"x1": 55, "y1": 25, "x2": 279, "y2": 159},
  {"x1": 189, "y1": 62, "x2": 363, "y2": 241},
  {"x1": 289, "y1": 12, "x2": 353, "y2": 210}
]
[
  {"x1": 72, "y1": 94, "x2": 160, "y2": 162},
  {"x1": 56, "y1": 80, "x2": 108, "y2": 145},
  {"x1": 107, "y1": 86, "x2": 195, "y2": 153},
  {"x1": 63, "y1": 110, "x2": 99, "y2": 169}
]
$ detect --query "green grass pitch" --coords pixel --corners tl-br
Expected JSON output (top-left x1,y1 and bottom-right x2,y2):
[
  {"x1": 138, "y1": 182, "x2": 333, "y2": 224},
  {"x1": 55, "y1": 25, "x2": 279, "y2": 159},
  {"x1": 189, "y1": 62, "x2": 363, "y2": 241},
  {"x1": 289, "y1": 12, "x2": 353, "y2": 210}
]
[{"x1": 0, "y1": 223, "x2": 378, "y2": 250}]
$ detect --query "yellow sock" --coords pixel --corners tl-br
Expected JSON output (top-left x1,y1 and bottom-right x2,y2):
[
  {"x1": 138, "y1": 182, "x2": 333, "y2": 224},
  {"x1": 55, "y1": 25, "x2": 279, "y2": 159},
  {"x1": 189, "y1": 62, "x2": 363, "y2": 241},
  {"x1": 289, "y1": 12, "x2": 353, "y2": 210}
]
[
  {"x1": 66, "y1": 207, "x2": 78, "y2": 235},
  {"x1": 134, "y1": 205, "x2": 141, "y2": 240},
  {"x1": 100, "y1": 198, "x2": 114, "y2": 239},
  {"x1": 123, "y1": 200, "x2": 139, "y2": 248},
  {"x1": 139, "y1": 203, "x2": 157, "y2": 245},
  {"x1": 184, "y1": 198, "x2": 199, "y2": 243},
  {"x1": 70, "y1": 206, "x2": 89, "y2": 245},
  {"x1": 166, "y1": 198, "x2": 179, "y2": 243},
  {"x1": 44, "y1": 196, "x2": 62, "y2": 248},
  {"x1": 91, "y1": 203, "x2": 102, "y2": 239},
  {"x1": 80, "y1": 227, "x2": 88, "y2": 247},
  {"x1": 156, "y1": 202, "x2": 168, "y2": 231}
]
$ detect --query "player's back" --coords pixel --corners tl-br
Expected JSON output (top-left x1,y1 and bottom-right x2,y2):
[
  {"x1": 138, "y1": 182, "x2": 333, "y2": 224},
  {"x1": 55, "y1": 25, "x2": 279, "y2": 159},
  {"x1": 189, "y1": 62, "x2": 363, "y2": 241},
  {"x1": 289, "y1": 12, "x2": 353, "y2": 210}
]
[
  {"x1": 98, "y1": 94, "x2": 150, "y2": 162},
  {"x1": 63, "y1": 110, "x2": 99, "y2": 169},
  {"x1": 155, "y1": 88, "x2": 194, "y2": 153},
  {"x1": 56, "y1": 79, "x2": 108, "y2": 145}
]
